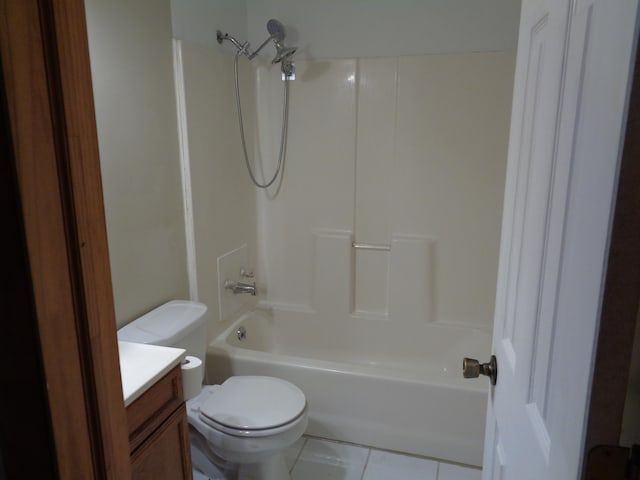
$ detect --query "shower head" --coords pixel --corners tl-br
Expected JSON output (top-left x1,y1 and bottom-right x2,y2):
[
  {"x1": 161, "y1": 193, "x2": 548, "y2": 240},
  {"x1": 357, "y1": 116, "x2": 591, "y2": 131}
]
[
  {"x1": 241, "y1": 18, "x2": 297, "y2": 63},
  {"x1": 247, "y1": 18, "x2": 289, "y2": 60},
  {"x1": 267, "y1": 19, "x2": 297, "y2": 64},
  {"x1": 267, "y1": 19, "x2": 286, "y2": 44},
  {"x1": 272, "y1": 45, "x2": 297, "y2": 64}
]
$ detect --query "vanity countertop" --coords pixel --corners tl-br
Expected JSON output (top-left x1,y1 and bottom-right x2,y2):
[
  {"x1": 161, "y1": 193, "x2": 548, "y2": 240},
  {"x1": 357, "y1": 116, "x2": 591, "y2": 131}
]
[{"x1": 118, "y1": 341, "x2": 185, "y2": 407}]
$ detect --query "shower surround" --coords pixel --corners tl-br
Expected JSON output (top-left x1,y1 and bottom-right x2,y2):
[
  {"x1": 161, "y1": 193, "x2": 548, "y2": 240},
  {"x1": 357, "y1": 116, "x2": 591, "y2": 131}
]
[
  {"x1": 253, "y1": 54, "x2": 513, "y2": 329},
  {"x1": 173, "y1": 2, "x2": 516, "y2": 468}
]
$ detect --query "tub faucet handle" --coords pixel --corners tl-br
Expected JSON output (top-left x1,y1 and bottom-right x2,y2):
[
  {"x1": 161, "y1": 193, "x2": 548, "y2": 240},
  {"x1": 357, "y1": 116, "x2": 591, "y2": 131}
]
[{"x1": 240, "y1": 268, "x2": 255, "y2": 279}]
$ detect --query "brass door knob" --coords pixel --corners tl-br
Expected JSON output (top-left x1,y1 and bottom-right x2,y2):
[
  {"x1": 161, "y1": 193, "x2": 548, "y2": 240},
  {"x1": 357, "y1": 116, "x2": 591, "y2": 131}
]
[{"x1": 463, "y1": 355, "x2": 497, "y2": 385}]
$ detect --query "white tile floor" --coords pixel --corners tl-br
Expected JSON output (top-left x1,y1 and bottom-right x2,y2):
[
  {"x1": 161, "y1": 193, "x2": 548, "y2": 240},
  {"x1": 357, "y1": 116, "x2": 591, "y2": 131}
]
[{"x1": 286, "y1": 436, "x2": 482, "y2": 480}]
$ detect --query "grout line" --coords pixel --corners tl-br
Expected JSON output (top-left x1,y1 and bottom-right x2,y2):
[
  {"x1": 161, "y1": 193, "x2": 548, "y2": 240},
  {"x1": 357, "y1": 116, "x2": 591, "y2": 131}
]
[
  {"x1": 289, "y1": 437, "x2": 308, "y2": 473},
  {"x1": 436, "y1": 461, "x2": 441, "y2": 480},
  {"x1": 352, "y1": 58, "x2": 360, "y2": 316},
  {"x1": 360, "y1": 447, "x2": 372, "y2": 480},
  {"x1": 353, "y1": 58, "x2": 360, "y2": 240}
]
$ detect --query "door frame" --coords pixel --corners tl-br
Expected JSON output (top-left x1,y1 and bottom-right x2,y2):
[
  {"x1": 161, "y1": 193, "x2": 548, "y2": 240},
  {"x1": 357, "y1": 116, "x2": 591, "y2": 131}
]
[{"x1": 0, "y1": 0, "x2": 131, "y2": 478}]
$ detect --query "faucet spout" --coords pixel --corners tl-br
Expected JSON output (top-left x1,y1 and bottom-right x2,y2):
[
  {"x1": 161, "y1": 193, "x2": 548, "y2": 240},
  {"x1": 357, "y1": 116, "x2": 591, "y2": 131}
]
[{"x1": 224, "y1": 280, "x2": 257, "y2": 296}]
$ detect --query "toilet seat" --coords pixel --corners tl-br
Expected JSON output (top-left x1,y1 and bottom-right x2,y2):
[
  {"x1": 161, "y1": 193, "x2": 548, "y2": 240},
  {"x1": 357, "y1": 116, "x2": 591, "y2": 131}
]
[{"x1": 198, "y1": 376, "x2": 307, "y2": 436}]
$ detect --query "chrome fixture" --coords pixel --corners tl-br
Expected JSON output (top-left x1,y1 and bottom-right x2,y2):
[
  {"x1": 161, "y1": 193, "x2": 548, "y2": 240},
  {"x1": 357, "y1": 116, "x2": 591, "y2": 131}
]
[
  {"x1": 462, "y1": 355, "x2": 498, "y2": 385},
  {"x1": 215, "y1": 31, "x2": 249, "y2": 55},
  {"x1": 248, "y1": 19, "x2": 297, "y2": 65},
  {"x1": 224, "y1": 279, "x2": 257, "y2": 296},
  {"x1": 216, "y1": 19, "x2": 297, "y2": 189},
  {"x1": 215, "y1": 24, "x2": 297, "y2": 70},
  {"x1": 240, "y1": 268, "x2": 255, "y2": 279},
  {"x1": 236, "y1": 326, "x2": 247, "y2": 341}
]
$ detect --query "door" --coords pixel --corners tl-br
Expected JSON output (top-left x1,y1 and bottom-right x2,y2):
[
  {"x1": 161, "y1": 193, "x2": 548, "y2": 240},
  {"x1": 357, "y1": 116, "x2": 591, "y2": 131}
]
[{"x1": 482, "y1": 1, "x2": 639, "y2": 479}]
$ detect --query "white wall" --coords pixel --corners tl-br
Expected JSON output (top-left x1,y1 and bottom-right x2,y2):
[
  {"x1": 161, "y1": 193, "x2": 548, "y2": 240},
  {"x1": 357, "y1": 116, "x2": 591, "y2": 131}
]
[
  {"x1": 172, "y1": 0, "x2": 520, "y2": 56},
  {"x1": 86, "y1": 0, "x2": 189, "y2": 328},
  {"x1": 247, "y1": 0, "x2": 520, "y2": 59},
  {"x1": 256, "y1": 52, "x2": 514, "y2": 329},
  {"x1": 171, "y1": 0, "x2": 248, "y2": 50}
]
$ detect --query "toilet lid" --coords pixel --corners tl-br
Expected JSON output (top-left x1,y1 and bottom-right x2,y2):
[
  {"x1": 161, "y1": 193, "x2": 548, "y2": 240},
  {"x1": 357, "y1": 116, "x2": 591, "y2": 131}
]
[{"x1": 200, "y1": 376, "x2": 306, "y2": 430}]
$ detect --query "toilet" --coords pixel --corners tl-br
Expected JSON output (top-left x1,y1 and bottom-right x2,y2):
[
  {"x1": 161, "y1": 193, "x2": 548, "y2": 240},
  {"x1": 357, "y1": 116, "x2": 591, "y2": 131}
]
[{"x1": 117, "y1": 300, "x2": 308, "y2": 480}]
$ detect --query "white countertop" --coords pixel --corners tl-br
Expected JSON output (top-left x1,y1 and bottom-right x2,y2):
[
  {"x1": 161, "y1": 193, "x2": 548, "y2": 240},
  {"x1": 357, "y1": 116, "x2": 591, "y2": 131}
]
[{"x1": 118, "y1": 341, "x2": 186, "y2": 407}]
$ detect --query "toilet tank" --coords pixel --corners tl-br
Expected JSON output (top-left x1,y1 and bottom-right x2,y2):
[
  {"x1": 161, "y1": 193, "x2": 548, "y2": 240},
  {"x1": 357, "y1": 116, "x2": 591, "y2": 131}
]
[{"x1": 117, "y1": 300, "x2": 208, "y2": 364}]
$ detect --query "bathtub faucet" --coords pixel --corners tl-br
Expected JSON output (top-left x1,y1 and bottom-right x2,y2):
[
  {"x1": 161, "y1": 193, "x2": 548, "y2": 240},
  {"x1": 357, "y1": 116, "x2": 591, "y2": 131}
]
[{"x1": 224, "y1": 279, "x2": 257, "y2": 296}]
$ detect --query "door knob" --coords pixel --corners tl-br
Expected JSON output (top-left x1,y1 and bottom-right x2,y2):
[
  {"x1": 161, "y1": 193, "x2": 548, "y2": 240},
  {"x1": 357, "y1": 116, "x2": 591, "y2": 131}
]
[{"x1": 463, "y1": 355, "x2": 497, "y2": 385}]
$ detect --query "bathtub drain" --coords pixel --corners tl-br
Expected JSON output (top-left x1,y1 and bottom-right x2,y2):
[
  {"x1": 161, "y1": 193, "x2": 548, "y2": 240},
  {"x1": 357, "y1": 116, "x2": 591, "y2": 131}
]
[{"x1": 237, "y1": 326, "x2": 247, "y2": 341}]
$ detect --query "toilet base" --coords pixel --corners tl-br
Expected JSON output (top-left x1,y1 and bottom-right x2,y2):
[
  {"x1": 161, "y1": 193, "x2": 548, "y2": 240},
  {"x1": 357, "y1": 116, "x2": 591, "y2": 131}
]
[
  {"x1": 190, "y1": 430, "x2": 226, "y2": 479},
  {"x1": 190, "y1": 426, "x2": 292, "y2": 480},
  {"x1": 187, "y1": 385, "x2": 307, "y2": 480}
]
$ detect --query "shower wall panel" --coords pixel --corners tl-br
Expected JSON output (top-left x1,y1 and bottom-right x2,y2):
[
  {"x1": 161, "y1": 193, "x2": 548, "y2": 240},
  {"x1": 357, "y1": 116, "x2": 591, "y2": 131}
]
[
  {"x1": 254, "y1": 60, "x2": 357, "y2": 311},
  {"x1": 257, "y1": 52, "x2": 514, "y2": 330},
  {"x1": 391, "y1": 52, "x2": 514, "y2": 328}
]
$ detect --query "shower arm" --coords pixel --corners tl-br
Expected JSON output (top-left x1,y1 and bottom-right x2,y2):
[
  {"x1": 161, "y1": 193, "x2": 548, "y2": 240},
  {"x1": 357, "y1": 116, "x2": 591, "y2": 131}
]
[
  {"x1": 247, "y1": 35, "x2": 276, "y2": 60},
  {"x1": 217, "y1": 30, "x2": 279, "y2": 61},
  {"x1": 216, "y1": 30, "x2": 250, "y2": 56}
]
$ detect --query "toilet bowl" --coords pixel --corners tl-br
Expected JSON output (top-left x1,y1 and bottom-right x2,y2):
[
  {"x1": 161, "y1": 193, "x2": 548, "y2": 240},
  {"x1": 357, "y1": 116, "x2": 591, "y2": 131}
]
[
  {"x1": 187, "y1": 377, "x2": 308, "y2": 480},
  {"x1": 117, "y1": 300, "x2": 308, "y2": 480}
]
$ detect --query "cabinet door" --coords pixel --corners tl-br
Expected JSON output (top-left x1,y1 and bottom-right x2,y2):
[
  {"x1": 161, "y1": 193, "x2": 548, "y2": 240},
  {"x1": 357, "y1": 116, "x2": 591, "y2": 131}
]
[{"x1": 131, "y1": 406, "x2": 193, "y2": 480}]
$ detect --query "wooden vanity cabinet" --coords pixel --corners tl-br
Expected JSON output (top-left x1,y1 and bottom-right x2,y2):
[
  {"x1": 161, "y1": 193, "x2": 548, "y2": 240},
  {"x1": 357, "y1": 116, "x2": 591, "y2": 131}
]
[{"x1": 126, "y1": 364, "x2": 193, "y2": 480}]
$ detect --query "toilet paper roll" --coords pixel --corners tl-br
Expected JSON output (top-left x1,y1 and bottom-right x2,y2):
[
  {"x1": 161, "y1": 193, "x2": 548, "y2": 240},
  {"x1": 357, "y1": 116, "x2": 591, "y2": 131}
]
[{"x1": 181, "y1": 355, "x2": 203, "y2": 401}]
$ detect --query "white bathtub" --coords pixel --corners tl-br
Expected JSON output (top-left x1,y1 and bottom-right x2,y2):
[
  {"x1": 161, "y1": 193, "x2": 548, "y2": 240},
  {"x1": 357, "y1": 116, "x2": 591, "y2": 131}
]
[{"x1": 206, "y1": 308, "x2": 491, "y2": 467}]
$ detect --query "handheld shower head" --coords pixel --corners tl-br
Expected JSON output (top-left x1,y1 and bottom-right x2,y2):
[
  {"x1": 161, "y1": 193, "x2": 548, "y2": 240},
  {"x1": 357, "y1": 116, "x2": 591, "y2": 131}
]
[{"x1": 272, "y1": 46, "x2": 297, "y2": 64}]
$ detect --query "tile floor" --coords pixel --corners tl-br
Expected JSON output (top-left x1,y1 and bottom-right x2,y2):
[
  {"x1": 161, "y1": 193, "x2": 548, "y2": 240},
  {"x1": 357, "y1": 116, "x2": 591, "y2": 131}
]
[{"x1": 285, "y1": 436, "x2": 482, "y2": 480}]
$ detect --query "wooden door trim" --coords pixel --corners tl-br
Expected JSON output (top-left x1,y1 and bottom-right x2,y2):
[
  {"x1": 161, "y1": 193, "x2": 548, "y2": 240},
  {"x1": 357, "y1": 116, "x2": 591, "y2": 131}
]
[
  {"x1": 0, "y1": 45, "x2": 59, "y2": 480},
  {"x1": 0, "y1": 0, "x2": 131, "y2": 478}
]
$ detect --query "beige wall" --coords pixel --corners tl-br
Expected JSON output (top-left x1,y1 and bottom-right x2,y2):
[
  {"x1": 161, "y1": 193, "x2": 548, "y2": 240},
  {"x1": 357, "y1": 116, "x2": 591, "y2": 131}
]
[
  {"x1": 178, "y1": 41, "x2": 258, "y2": 342},
  {"x1": 85, "y1": 0, "x2": 189, "y2": 328}
]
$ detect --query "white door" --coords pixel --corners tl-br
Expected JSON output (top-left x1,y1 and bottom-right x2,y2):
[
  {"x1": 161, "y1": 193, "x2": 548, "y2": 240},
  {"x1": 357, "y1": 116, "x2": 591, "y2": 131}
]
[{"x1": 482, "y1": 1, "x2": 639, "y2": 479}]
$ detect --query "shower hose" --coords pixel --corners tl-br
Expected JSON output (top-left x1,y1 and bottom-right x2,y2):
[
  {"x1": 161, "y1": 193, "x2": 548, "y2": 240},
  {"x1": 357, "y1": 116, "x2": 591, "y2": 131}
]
[{"x1": 234, "y1": 51, "x2": 289, "y2": 189}]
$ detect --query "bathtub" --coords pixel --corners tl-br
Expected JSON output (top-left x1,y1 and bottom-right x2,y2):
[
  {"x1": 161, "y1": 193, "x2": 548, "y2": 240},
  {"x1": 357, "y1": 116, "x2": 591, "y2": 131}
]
[{"x1": 206, "y1": 308, "x2": 491, "y2": 467}]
